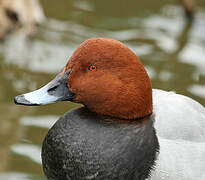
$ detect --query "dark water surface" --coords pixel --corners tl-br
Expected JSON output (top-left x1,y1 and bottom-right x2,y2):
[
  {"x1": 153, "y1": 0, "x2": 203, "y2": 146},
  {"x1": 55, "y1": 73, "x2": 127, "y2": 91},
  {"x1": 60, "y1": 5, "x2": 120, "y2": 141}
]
[{"x1": 0, "y1": 0, "x2": 205, "y2": 179}]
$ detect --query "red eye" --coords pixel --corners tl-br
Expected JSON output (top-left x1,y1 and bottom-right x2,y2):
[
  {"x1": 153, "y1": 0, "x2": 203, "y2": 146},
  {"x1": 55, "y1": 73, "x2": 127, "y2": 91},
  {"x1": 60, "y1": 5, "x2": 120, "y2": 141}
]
[{"x1": 88, "y1": 65, "x2": 97, "y2": 72}]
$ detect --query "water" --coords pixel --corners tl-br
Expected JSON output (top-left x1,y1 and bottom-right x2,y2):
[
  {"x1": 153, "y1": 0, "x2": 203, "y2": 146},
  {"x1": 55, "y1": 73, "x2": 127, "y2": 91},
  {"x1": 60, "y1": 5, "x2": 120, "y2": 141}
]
[{"x1": 0, "y1": 0, "x2": 205, "y2": 179}]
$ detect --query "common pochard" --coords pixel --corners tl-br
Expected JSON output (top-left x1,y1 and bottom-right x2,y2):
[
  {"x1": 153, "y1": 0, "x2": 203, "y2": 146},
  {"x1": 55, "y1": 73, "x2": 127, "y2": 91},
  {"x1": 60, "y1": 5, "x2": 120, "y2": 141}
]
[{"x1": 15, "y1": 38, "x2": 205, "y2": 180}]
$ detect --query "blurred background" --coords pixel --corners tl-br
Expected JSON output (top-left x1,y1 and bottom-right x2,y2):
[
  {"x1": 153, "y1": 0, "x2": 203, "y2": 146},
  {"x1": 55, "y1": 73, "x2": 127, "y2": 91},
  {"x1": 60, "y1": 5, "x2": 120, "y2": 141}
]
[{"x1": 0, "y1": 0, "x2": 204, "y2": 179}]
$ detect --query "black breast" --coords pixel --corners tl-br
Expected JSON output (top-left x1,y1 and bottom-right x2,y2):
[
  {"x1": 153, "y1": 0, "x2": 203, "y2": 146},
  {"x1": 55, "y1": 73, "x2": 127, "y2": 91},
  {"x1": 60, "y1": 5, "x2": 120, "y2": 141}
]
[{"x1": 42, "y1": 107, "x2": 159, "y2": 180}]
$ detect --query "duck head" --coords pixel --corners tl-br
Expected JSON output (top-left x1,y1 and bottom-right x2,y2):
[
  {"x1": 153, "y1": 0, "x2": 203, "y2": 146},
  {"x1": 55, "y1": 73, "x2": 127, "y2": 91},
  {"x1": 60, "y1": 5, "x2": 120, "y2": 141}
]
[{"x1": 15, "y1": 38, "x2": 152, "y2": 119}]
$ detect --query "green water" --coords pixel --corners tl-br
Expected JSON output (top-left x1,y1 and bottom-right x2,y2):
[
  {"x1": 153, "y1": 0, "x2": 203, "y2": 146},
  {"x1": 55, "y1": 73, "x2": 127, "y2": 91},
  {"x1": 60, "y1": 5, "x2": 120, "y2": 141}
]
[{"x1": 0, "y1": 0, "x2": 205, "y2": 179}]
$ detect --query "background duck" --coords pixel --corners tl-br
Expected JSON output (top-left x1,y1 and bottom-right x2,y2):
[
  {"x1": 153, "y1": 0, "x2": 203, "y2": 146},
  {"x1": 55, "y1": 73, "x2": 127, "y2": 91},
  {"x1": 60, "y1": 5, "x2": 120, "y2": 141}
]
[
  {"x1": 0, "y1": 0, "x2": 44, "y2": 40},
  {"x1": 15, "y1": 38, "x2": 205, "y2": 180},
  {"x1": 179, "y1": 0, "x2": 195, "y2": 21}
]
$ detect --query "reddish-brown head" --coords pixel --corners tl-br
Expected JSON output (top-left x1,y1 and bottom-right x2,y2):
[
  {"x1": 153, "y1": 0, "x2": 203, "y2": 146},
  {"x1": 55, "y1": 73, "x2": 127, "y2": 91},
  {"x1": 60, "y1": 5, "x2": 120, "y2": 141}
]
[{"x1": 63, "y1": 38, "x2": 152, "y2": 119}]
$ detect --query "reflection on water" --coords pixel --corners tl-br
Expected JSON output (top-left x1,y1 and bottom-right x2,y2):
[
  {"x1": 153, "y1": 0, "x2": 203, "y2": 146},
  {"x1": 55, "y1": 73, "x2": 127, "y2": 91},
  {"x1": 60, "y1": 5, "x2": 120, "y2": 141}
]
[
  {"x1": 20, "y1": 115, "x2": 58, "y2": 129},
  {"x1": 11, "y1": 144, "x2": 41, "y2": 164},
  {"x1": 189, "y1": 84, "x2": 205, "y2": 98},
  {"x1": 0, "y1": 0, "x2": 204, "y2": 179}
]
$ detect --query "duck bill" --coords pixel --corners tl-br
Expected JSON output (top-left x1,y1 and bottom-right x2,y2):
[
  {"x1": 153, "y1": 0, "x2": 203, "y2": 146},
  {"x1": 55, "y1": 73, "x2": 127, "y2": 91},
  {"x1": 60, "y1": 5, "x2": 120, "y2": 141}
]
[{"x1": 14, "y1": 69, "x2": 75, "y2": 106}]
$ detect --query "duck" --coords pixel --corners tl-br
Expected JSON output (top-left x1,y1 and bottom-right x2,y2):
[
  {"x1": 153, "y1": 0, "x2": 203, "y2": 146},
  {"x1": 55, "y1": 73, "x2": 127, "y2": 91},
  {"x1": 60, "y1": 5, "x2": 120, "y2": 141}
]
[
  {"x1": 14, "y1": 38, "x2": 205, "y2": 180},
  {"x1": 0, "y1": 0, "x2": 44, "y2": 40},
  {"x1": 179, "y1": 0, "x2": 195, "y2": 21}
]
